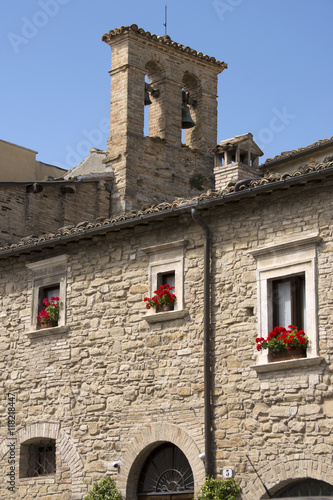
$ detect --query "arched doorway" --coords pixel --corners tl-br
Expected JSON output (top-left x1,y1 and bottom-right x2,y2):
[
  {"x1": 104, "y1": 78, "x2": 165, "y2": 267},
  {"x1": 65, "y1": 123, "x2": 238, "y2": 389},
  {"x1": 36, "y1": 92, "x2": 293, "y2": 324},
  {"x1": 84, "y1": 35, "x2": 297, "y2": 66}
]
[
  {"x1": 137, "y1": 442, "x2": 194, "y2": 500},
  {"x1": 273, "y1": 478, "x2": 333, "y2": 497}
]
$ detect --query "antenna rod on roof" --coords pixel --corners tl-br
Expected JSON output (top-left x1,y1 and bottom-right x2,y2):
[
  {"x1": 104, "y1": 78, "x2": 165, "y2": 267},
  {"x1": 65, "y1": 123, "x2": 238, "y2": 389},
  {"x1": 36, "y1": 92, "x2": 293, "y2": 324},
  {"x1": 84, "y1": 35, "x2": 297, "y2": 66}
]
[{"x1": 163, "y1": 4, "x2": 167, "y2": 35}]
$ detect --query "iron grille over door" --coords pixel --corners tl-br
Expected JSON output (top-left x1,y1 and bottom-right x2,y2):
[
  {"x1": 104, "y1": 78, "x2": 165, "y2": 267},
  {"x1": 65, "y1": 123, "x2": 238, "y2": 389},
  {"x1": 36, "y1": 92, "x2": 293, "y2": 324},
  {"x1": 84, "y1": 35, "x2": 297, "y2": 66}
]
[{"x1": 137, "y1": 443, "x2": 194, "y2": 499}]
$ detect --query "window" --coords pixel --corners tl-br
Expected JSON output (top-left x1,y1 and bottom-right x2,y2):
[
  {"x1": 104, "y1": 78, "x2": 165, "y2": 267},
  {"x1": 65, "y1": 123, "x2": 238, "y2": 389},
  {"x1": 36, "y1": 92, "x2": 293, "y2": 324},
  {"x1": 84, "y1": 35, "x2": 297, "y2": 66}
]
[
  {"x1": 158, "y1": 271, "x2": 175, "y2": 289},
  {"x1": 143, "y1": 240, "x2": 187, "y2": 321},
  {"x1": 37, "y1": 284, "x2": 60, "y2": 326},
  {"x1": 249, "y1": 234, "x2": 321, "y2": 365},
  {"x1": 26, "y1": 255, "x2": 67, "y2": 332},
  {"x1": 272, "y1": 274, "x2": 305, "y2": 330},
  {"x1": 20, "y1": 439, "x2": 56, "y2": 478}
]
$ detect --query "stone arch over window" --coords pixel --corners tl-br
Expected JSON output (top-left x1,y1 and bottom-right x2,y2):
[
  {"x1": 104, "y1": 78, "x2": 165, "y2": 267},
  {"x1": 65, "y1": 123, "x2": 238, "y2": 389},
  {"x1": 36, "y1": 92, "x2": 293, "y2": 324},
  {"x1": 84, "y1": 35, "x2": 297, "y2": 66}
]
[
  {"x1": 144, "y1": 60, "x2": 165, "y2": 139},
  {"x1": 243, "y1": 456, "x2": 333, "y2": 499},
  {"x1": 182, "y1": 71, "x2": 201, "y2": 148},
  {"x1": 271, "y1": 478, "x2": 333, "y2": 497},
  {"x1": 0, "y1": 421, "x2": 86, "y2": 498},
  {"x1": 117, "y1": 422, "x2": 205, "y2": 499}
]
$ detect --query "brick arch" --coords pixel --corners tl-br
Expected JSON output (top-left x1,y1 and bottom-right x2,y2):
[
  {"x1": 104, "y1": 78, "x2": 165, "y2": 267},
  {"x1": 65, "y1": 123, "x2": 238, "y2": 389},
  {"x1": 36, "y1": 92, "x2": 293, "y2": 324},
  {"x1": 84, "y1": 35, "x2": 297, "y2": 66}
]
[
  {"x1": 145, "y1": 59, "x2": 165, "y2": 82},
  {"x1": 244, "y1": 456, "x2": 333, "y2": 499},
  {"x1": 117, "y1": 422, "x2": 205, "y2": 499},
  {"x1": 2, "y1": 421, "x2": 86, "y2": 498}
]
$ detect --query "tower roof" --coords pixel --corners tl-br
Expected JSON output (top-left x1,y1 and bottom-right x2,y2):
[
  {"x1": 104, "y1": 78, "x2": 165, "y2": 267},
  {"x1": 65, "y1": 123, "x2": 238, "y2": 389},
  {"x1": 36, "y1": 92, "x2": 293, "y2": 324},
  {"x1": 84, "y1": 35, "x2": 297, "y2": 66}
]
[{"x1": 102, "y1": 24, "x2": 227, "y2": 70}]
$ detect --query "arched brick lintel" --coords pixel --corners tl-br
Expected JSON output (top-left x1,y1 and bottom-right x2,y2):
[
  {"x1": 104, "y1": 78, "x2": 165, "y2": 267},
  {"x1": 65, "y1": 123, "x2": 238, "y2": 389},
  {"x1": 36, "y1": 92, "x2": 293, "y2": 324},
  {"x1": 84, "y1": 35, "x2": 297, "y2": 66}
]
[
  {"x1": 0, "y1": 421, "x2": 86, "y2": 498},
  {"x1": 244, "y1": 456, "x2": 333, "y2": 499},
  {"x1": 117, "y1": 422, "x2": 206, "y2": 500}
]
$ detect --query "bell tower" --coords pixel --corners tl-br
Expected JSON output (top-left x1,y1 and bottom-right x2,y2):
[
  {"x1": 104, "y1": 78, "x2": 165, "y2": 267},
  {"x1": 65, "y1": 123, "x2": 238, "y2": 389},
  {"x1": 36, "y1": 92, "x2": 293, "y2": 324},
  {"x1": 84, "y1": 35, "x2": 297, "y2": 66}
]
[{"x1": 102, "y1": 25, "x2": 227, "y2": 214}]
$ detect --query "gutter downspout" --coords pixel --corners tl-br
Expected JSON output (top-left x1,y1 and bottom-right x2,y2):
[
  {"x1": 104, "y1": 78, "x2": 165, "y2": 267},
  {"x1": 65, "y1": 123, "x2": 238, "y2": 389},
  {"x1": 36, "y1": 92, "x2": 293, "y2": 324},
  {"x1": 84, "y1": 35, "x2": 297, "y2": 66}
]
[{"x1": 191, "y1": 208, "x2": 212, "y2": 477}]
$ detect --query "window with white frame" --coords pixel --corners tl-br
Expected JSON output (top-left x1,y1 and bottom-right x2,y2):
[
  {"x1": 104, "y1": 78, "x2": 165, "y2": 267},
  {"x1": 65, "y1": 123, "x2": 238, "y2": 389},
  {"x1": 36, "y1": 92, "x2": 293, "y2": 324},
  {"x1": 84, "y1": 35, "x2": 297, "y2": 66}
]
[
  {"x1": 142, "y1": 240, "x2": 187, "y2": 320},
  {"x1": 249, "y1": 234, "x2": 321, "y2": 364},
  {"x1": 26, "y1": 255, "x2": 67, "y2": 331}
]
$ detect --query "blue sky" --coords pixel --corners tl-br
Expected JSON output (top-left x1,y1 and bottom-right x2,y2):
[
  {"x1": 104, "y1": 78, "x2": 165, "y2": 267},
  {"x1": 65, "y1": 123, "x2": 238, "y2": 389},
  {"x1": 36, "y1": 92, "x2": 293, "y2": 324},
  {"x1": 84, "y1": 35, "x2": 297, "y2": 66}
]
[{"x1": 0, "y1": 0, "x2": 332, "y2": 170}]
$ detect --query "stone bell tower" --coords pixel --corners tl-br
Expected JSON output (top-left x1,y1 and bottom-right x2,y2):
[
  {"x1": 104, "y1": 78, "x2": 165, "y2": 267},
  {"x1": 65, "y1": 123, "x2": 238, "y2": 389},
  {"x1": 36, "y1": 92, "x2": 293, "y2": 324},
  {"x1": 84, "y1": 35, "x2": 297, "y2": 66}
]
[{"x1": 102, "y1": 24, "x2": 227, "y2": 214}]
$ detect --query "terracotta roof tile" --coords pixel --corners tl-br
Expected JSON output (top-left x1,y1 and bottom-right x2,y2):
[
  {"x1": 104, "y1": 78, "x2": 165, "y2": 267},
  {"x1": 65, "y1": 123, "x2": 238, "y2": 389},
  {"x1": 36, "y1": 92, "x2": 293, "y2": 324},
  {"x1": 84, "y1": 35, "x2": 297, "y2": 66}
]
[
  {"x1": 1, "y1": 160, "x2": 333, "y2": 254},
  {"x1": 263, "y1": 136, "x2": 333, "y2": 165}
]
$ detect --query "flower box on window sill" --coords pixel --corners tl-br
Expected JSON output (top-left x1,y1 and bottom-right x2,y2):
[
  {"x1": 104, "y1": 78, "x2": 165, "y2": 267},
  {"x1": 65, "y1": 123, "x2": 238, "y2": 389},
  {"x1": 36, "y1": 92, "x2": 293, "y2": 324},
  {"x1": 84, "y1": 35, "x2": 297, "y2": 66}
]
[
  {"x1": 144, "y1": 309, "x2": 187, "y2": 324},
  {"x1": 37, "y1": 320, "x2": 58, "y2": 330},
  {"x1": 268, "y1": 347, "x2": 307, "y2": 363},
  {"x1": 156, "y1": 305, "x2": 174, "y2": 313}
]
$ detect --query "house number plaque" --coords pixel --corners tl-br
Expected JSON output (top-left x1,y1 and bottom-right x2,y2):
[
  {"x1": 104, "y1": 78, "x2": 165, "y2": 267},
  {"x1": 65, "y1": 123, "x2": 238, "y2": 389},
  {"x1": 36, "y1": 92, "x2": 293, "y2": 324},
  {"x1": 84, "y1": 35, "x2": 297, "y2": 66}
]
[{"x1": 222, "y1": 468, "x2": 233, "y2": 478}]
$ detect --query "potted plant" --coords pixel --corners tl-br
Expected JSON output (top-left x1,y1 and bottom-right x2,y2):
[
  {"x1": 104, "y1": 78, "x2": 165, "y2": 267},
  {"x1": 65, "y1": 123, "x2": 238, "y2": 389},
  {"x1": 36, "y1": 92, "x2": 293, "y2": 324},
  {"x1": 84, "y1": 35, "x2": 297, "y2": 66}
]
[
  {"x1": 37, "y1": 296, "x2": 59, "y2": 329},
  {"x1": 84, "y1": 477, "x2": 122, "y2": 500},
  {"x1": 144, "y1": 284, "x2": 176, "y2": 312},
  {"x1": 196, "y1": 476, "x2": 241, "y2": 500},
  {"x1": 256, "y1": 325, "x2": 308, "y2": 362}
]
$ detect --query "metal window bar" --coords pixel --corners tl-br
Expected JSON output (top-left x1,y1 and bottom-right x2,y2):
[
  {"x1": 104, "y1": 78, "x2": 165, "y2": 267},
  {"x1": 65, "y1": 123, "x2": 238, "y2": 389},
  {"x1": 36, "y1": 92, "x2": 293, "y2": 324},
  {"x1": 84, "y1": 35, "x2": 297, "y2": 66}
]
[{"x1": 27, "y1": 443, "x2": 55, "y2": 477}]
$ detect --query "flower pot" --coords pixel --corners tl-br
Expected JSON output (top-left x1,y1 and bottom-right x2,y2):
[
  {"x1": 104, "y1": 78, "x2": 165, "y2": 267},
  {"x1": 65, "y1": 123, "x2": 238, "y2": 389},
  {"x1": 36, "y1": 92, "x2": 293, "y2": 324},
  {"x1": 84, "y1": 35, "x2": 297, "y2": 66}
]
[
  {"x1": 268, "y1": 347, "x2": 307, "y2": 362},
  {"x1": 38, "y1": 320, "x2": 58, "y2": 330},
  {"x1": 156, "y1": 305, "x2": 174, "y2": 313}
]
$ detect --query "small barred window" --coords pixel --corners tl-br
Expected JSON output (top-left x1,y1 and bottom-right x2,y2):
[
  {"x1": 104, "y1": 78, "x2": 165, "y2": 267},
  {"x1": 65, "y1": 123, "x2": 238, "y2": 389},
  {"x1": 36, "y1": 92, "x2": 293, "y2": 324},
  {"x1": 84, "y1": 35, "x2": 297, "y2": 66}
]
[{"x1": 20, "y1": 438, "x2": 56, "y2": 478}]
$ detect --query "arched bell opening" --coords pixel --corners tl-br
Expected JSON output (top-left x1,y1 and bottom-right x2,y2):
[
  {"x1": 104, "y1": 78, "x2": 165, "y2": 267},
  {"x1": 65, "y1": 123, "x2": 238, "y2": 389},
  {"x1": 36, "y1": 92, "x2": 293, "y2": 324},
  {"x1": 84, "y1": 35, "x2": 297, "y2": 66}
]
[
  {"x1": 181, "y1": 72, "x2": 201, "y2": 148},
  {"x1": 263, "y1": 477, "x2": 333, "y2": 498},
  {"x1": 137, "y1": 442, "x2": 194, "y2": 500},
  {"x1": 144, "y1": 60, "x2": 164, "y2": 139}
]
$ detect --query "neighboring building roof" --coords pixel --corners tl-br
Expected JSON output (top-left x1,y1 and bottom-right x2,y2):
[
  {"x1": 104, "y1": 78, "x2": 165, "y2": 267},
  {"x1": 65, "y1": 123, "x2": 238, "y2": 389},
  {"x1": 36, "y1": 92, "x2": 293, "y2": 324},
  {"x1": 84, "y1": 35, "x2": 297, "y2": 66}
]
[
  {"x1": 102, "y1": 24, "x2": 228, "y2": 69},
  {"x1": 1, "y1": 158, "x2": 332, "y2": 258},
  {"x1": 0, "y1": 138, "x2": 37, "y2": 155},
  {"x1": 263, "y1": 136, "x2": 333, "y2": 167},
  {"x1": 64, "y1": 149, "x2": 108, "y2": 179}
]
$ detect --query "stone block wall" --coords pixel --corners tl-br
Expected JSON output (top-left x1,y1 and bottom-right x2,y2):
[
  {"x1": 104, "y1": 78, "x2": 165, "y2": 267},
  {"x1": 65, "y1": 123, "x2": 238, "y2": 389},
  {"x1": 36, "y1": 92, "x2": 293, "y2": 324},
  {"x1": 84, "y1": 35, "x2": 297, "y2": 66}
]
[
  {"x1": 0, "y1": 186, "x2": 27, "y2": 245},
  {"x1": 214, "y1": 161, "x2": 262, "y2": 191},
  {"x1": 0, "y1": 180, "x2": 112, "y2": 245},
  {"x1": 0, "y1": 177, "x2": 333, "y2": 498},
  {"x1": 110, "y1": 137, "x2": 215, "y2": 213}
]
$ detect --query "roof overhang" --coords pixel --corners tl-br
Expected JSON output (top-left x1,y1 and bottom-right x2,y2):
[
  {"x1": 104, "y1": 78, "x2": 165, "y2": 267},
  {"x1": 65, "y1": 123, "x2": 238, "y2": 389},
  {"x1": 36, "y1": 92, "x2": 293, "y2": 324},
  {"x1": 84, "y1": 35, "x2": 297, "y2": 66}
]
[{"x1": 1, "y1": 163, "x2": 332, "y2": 259}]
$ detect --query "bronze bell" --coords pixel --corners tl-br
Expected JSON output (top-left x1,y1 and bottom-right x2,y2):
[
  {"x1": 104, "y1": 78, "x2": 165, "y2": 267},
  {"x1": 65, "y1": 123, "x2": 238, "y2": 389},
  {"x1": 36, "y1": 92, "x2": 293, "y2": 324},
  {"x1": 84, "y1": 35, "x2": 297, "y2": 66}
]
[
  {"x1": 182, "y1": 103, "x2": 195, "y2": 129},
  {"x1": 144, "y1": 88, "x2": 152, "y2": 106}
]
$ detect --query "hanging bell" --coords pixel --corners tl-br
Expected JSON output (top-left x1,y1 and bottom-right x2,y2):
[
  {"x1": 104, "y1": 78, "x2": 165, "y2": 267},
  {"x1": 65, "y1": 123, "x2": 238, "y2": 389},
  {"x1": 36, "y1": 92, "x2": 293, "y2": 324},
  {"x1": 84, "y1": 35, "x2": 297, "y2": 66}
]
[
  {"x1": 144, "y1": 88, "x2": 152, "y2": 106},
  {"x1": 182, "y1": 103, "x2": 195, "y2": 129}
]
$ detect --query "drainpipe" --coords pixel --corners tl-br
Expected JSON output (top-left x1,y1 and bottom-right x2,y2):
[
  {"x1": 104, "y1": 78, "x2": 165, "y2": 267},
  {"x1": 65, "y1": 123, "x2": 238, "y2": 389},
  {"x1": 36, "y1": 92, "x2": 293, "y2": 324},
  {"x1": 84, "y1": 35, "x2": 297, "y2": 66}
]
[{"x1": 191, "y1": 208, "x2": 212, "y2": 477}]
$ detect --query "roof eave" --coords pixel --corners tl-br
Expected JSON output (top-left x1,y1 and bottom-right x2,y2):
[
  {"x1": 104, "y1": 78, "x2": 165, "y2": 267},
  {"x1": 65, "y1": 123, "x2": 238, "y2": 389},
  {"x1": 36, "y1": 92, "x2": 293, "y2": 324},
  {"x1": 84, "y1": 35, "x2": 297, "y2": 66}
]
[
  {"x1": 261, "y1": 140, "x2": 333, "y2": 169},
  {"x1": 1, "y1": 165, "x2": 333, "y2": 259}
]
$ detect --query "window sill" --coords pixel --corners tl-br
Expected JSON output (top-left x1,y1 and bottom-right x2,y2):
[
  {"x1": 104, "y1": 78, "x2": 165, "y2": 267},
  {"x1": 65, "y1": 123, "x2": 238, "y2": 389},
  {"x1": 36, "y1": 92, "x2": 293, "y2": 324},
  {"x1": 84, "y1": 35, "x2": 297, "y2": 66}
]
[
  {"x1": 26, "y1": 325, "x2": 69, "y2": 338},
  {"x1": 144, "y1": 309, "x2": 187, "y2": 324},
  {"x1": 251, "y1": 356, "x2": 324, "y2": 373},
  {"x1": 19, "y1": 475, "x2": 55, "y2": 483}
]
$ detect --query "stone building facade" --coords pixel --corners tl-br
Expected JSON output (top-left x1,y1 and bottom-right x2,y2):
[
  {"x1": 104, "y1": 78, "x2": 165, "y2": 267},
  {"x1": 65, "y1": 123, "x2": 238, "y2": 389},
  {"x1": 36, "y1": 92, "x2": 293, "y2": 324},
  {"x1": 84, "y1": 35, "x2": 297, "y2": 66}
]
[{"x1": 1, "y1": 24, "x2": 333, "y2": 500}]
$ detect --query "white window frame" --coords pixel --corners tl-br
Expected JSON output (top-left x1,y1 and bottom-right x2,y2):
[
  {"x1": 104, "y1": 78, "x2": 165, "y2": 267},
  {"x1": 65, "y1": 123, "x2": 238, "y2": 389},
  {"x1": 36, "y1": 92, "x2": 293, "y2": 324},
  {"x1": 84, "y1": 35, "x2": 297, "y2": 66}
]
[
  {"x1": 26, "y1": 255, "x2": 67, "y2": 333},
  {"x1": 249, "y1": 234, "x2": 321, "y2": 366},
  {"x1": 142, "y1": 240, "x2": 187, "y2": 322}
]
